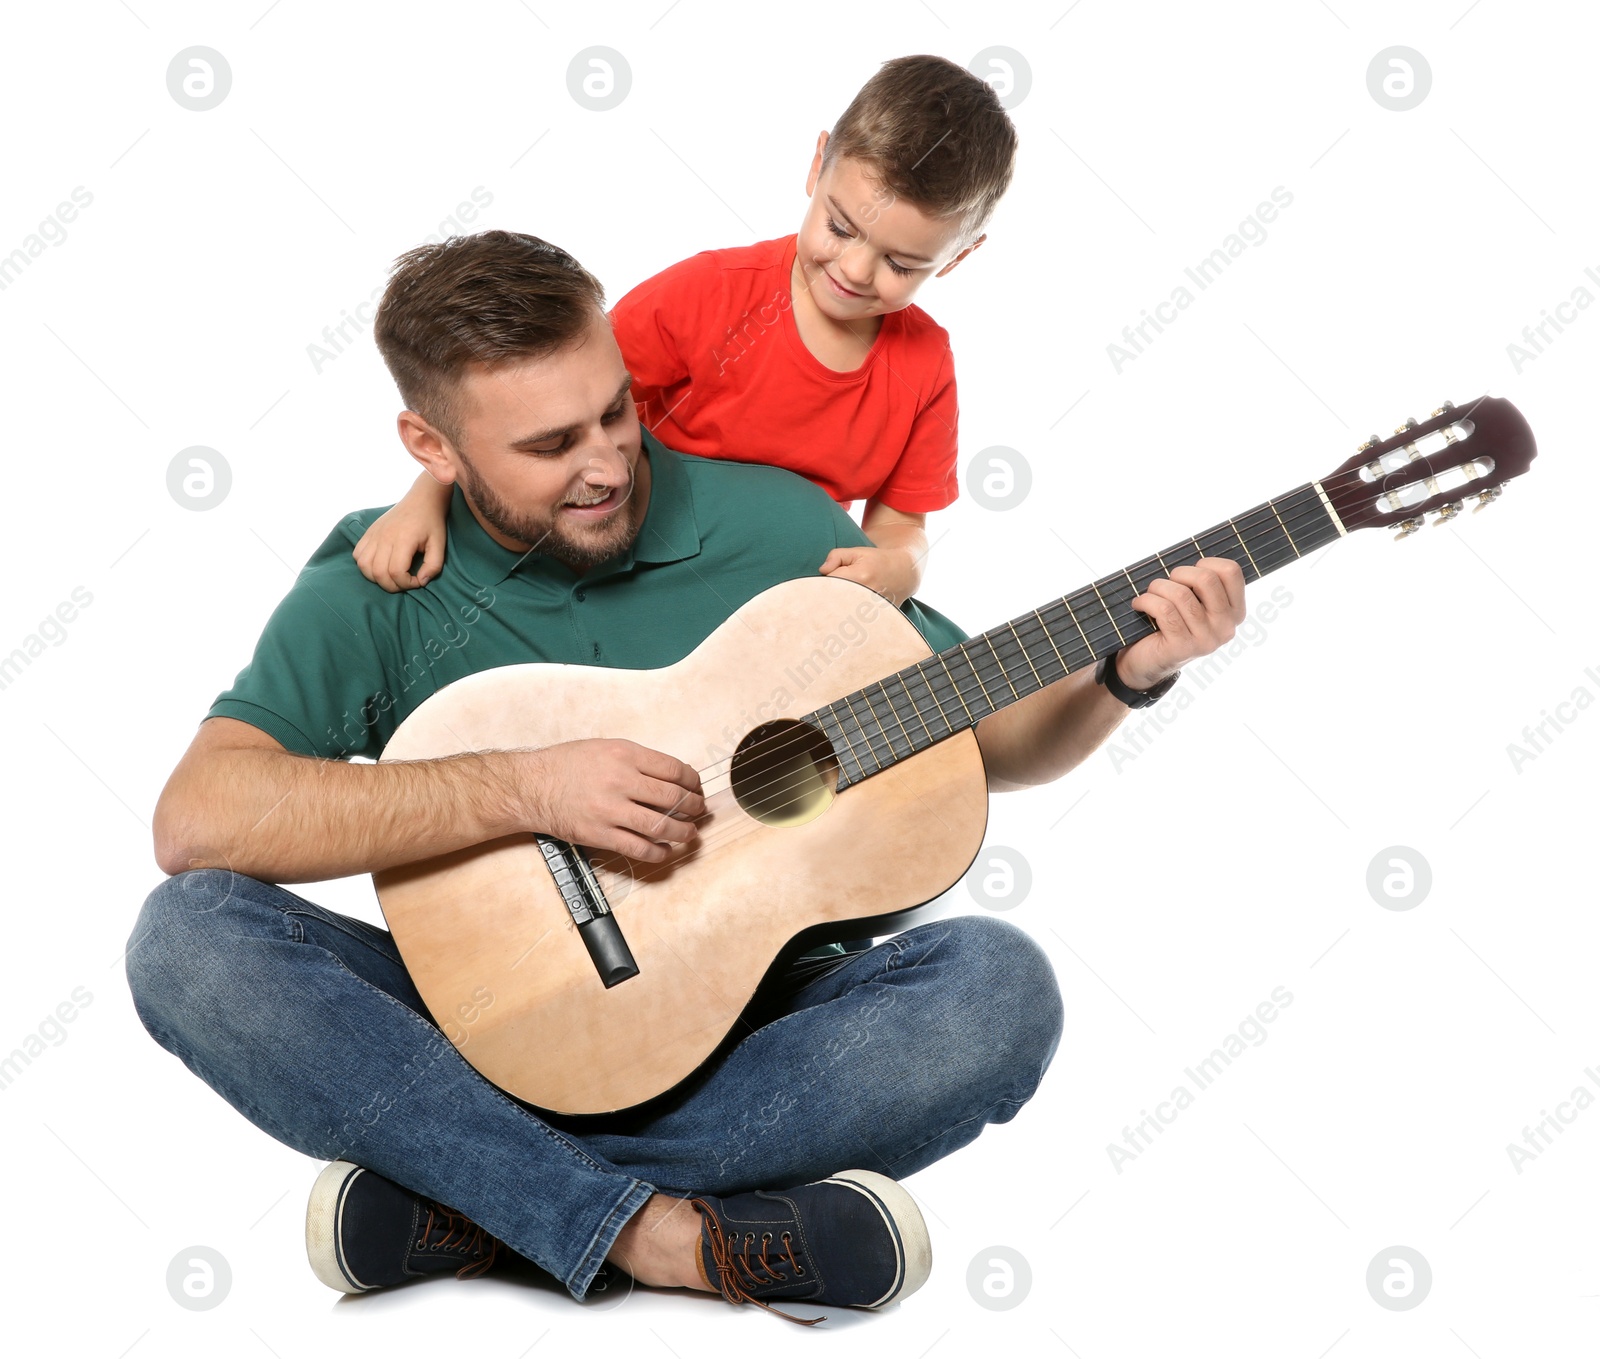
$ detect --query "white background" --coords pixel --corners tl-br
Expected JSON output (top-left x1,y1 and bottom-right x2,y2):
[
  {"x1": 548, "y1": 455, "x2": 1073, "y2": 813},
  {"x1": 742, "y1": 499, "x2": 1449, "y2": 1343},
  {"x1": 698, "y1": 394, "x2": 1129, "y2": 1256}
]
[{"x1": 0, "y1": 1, "x2": 1594, "y2": 1355}]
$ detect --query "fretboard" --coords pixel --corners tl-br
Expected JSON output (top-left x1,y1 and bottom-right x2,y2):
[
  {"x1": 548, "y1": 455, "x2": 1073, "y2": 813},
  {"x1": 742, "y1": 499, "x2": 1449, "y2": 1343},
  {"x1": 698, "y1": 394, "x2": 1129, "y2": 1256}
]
[{"x1": 811, "y1": 481, "x2": 1342, "y2": 787}]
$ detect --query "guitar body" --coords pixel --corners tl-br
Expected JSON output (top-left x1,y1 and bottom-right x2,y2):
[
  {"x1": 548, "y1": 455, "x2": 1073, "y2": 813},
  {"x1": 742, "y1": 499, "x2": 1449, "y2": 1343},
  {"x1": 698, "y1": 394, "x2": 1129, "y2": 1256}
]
[{"x1": 375, "y1": 575, "x2": 990, "y2": 1116}]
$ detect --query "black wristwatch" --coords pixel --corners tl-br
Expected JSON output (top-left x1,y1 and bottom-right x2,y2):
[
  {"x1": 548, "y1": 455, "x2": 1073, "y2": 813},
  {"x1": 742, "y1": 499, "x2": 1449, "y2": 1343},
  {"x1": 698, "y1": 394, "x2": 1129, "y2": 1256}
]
[{"x1": 1095, "y1": 649, "x2": 1180, "y2": 708}]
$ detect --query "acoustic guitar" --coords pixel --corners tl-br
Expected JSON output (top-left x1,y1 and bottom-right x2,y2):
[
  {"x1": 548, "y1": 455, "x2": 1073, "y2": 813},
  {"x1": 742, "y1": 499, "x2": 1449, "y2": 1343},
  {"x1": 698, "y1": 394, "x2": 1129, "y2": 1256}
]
[{"x1": 375, "y1": 395, "x2": 1536, "y2": 1115}]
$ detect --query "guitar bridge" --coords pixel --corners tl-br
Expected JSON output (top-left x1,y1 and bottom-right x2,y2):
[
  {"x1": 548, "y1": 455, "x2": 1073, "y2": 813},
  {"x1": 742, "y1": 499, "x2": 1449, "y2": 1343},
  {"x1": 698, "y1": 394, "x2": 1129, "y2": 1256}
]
[{"x1": 535, "y1": 834, "x2": 639, "y2": 988}]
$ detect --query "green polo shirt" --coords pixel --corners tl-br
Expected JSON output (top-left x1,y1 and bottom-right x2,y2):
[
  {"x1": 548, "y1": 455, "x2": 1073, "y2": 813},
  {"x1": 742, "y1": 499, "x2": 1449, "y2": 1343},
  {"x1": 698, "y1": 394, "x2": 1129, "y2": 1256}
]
[{"x1": 211, "y1": 431, "x2": 969, "y2": 764}]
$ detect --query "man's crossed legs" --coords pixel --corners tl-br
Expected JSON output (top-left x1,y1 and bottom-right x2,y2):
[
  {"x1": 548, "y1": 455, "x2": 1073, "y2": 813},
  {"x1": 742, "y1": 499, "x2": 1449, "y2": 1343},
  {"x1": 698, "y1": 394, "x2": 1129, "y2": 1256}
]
[{"x1": 125, "y1": 870, "x2": 1063, "y2": 1319}]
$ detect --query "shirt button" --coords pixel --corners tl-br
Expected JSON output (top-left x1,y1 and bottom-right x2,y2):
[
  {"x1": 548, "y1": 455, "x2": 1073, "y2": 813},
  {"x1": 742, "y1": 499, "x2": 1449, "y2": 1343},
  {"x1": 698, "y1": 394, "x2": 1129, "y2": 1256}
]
[{"x1": 574, "y1": 588, "x2": 587, "y2": 602}]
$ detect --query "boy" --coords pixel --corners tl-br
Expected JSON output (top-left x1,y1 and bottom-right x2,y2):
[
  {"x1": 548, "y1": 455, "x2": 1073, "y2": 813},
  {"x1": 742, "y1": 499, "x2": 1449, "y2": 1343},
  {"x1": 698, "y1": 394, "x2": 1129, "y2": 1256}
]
[{"x1": 354, "y1": 53, "x2": 1017, "y2": 608}]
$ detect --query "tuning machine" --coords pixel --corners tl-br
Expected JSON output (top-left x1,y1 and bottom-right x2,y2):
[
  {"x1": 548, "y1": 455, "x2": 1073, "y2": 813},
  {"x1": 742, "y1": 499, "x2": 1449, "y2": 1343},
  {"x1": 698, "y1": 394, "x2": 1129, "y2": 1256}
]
[
  {"x1": 1394, "y1": 517, "x2": 1425, "y2": 540},
  {"x1": 1431, "y1": 401, "x2": 1460, "y2": 442},
  {"x1": 1472, "y1": 484, "x2": 1504, "y2": 512},
  {"x1": 1358, "y1": 433, "x2": 1384, "y2": 478},
  {"x1": 1432, "y1": 500, "x2": 1464, "y2": 525}
]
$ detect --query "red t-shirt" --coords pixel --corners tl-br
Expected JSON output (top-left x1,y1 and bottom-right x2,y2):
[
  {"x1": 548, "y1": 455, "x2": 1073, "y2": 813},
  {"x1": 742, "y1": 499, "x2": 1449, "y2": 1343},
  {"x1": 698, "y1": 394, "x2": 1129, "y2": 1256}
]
[{"x1": 609, "y1": 235, "x2": 959, "y2": 514}]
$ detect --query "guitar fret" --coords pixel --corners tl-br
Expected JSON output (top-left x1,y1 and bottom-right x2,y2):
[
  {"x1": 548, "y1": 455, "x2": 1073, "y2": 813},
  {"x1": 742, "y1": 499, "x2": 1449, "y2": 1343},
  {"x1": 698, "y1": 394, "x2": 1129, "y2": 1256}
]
[
  {"x1": 1062, "y1": 588, "x2": 1116, "y2": 660},
  {"x1": 1243, "y1": 499, "x2": 1300, "y2": 575},
  {"x1": 1038, "y1": 601, "x2": 1096, "y2": 671},
  {"x1": 876, "y1": 677, "x2": 921, "y2": 754},
  {"x1": 843, "y1": 691, "x2": 892, "y2": 774},
  {"x1": 816, "y1": 707, "x2": 865, "y2": 784},
  {"x1": 1267, "y1": 499, "x2": 1300, "y2": 558},
  {"x1": 1126, "y1": 556, "x2": 1166, "y2": 597},
  {"x1": 865, "y1": 683, "x2": 914, "y2": 762},
  {"x1": 1030, "y1": 608, "x2": 1068, "y2": 678},
  {"x1": 930, "y1": 653, "x2": 978, "y2": 726},
  {"x1": 952, "y1": 642, "x2": 999, "y2": 716},
  {"x1": 1282, "y1": 484, "x2": 1340, "y2": 556},
  {"x1": 1089, "y1": 581, "x2": 1128, "y2": 646},
  {"x1": 836, "y1": 695, "x2": 881, "y2": 780},
  {"x1": 1052, "y1": 596, "x2": 1097, "y2": 660},
  {"x1": 1016, "y1": 619, "x2": 1063, "y2": 685},
  {"x1": 903, "y1": 663, "x2": 956, "y2": 740},
  {"x1": 1227, "y1": 515, "x2": 1262, "y2": 581},
  {"x1": 893, "y1": 672, "x2": 936, "y2": 745},
  {"x1": 1011, "y1": 621, "x2": 1062, "y2": 688},
  {"x1": 983, "y1": 631, "x2": 1027, "y2": 702}
]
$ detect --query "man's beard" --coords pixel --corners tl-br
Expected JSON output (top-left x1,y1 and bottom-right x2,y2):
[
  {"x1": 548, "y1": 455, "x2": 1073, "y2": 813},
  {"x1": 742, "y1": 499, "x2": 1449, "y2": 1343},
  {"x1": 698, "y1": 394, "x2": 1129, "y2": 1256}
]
[{"x1": 455, "y1": 452, "x2": 643, "y2": 571}]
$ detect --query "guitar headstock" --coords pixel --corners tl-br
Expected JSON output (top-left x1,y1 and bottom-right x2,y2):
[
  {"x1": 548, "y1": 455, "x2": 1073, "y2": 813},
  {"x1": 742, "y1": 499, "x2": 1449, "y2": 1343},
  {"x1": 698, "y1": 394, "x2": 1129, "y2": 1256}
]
[{"x1": 1321, "y1": 396, "x2": 1536, "y2": 539}]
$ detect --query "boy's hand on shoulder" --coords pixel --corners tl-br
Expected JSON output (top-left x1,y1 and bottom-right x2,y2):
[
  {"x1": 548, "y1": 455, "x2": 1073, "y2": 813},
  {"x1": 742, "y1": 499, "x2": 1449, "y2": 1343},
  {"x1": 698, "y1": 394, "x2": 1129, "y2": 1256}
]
[
  {"x1": 819, "y1": 544, "x2": 919, "y2": 608},
  {"x1": 353, "y1": 502, "x2": 447, "y2": 593}
]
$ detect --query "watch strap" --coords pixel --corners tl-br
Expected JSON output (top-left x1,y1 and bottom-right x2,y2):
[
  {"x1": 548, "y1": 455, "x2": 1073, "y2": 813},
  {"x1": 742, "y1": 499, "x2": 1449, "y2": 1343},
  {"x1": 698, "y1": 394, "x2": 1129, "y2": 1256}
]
[{"x1": 1095, "y1": 649, "x2": 1180, "y2": 708}]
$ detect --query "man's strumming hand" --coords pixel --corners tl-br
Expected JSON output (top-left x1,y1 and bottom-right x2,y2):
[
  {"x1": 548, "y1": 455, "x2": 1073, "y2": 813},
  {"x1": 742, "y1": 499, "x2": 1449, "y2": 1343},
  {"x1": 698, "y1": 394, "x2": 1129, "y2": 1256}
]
[{"x1": 520, "y1": 739, "x2": 706, "y2": 864}]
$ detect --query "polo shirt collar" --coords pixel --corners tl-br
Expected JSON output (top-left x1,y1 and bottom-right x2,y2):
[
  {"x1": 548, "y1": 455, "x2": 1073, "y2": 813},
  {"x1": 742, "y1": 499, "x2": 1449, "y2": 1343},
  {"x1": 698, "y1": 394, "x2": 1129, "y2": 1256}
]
[
  {"x1": 443, "y1": 429, "x2": 702, "y2": 587},
  {"x1": 631, "y1": 430, "x2": 702, "y2": 565}
]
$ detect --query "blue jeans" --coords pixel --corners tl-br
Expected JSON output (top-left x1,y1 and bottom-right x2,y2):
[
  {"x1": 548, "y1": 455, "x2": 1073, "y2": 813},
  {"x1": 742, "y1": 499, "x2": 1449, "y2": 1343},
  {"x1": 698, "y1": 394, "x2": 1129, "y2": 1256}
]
[{"x1": 125, "y1": 870, "x2": 1063, "y2": 1301}]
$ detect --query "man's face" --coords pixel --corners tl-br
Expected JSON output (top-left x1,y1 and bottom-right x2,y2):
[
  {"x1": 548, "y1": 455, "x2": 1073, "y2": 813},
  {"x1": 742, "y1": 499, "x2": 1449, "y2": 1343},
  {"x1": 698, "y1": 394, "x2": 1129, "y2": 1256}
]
[
  {"x1": 793, "y1": 141, "x2": 980, "y2": 322},
  {"x1": 438, "y1": 308, "x2": 645, "y2": 571}
]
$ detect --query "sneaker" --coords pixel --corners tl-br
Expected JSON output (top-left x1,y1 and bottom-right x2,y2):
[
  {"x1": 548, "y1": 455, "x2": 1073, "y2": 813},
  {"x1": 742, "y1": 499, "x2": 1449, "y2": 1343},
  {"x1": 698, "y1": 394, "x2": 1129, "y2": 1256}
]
[
  {"x1": 305, "y1": 1160, "x2": 501, "y2": 1293},
  {"x1": 691, "y1": 1169, "x2": 931, "y2": 1324}
]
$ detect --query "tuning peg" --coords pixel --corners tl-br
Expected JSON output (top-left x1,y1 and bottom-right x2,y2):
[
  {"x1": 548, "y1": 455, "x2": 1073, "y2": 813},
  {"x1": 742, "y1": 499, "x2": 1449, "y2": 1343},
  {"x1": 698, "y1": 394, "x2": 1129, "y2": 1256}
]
[
  {"x1": 1358, "y1": 434, "x2": 1382, "y2": 453},
  {"x1": 1394, "y1": 517, "x2": 1425, "y2": 540},
  {"x1": 1432, "y1": 500, "x2": 1464, "y2": 525},
  {"x1": 1394, "y1": 417, "x2": 1419, "y2": 435},
  {"x1": 1430, "y1": 401, "x2": 1455, "y2": 417},
  {"x1": 1472, "y1": 485, "x2": 1504, "y2": 512}
]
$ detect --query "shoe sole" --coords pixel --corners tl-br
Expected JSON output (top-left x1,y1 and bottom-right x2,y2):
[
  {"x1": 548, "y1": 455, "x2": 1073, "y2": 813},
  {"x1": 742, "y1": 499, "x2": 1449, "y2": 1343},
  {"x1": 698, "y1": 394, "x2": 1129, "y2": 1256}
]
[
  {"x1": 305, "y1": 1160, "x2": 372, "y2": 1294},
  {"x1": 821, "y1": 1169, "x2": 933, "y2": 1308}
]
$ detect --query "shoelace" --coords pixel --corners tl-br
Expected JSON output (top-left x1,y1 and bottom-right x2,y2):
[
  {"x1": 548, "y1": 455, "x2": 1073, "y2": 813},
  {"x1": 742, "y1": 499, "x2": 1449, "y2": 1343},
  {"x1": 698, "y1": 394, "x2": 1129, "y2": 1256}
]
[
  {"x1": 416, "y1": 1201, "x2": 501, "y2": 1280},
  {"x1": 691, "y1": 1198, "x2": 823, "y2": 1327}
]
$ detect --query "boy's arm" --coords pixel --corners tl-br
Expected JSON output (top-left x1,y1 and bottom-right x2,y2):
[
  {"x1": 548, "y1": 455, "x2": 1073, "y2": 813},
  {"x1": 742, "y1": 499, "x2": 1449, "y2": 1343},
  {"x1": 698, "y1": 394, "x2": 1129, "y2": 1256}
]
[
  {"x1": 820, "y1": 502, "x2": 928, "y2": 606},
  {"x1": 352, "y1": 472, "x2": 454, "y2": 592}
]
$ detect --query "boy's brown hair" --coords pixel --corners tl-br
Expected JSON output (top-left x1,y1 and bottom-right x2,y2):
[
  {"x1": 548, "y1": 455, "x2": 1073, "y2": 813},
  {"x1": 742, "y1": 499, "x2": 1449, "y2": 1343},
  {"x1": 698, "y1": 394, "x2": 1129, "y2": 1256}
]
[
  {"x1": 824, "y1": 54, "x2": 1018, "y2": 241},
  {"x1": 373, "y1": 230, "x2": 606, "y2": 445}
]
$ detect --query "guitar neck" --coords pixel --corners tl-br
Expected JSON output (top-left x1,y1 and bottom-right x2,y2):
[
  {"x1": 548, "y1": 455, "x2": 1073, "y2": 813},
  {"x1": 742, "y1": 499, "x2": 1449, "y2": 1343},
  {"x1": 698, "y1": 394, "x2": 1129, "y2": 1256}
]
[{"x1": 812, "y1": 480, "x2": 1345, "y2": 787}]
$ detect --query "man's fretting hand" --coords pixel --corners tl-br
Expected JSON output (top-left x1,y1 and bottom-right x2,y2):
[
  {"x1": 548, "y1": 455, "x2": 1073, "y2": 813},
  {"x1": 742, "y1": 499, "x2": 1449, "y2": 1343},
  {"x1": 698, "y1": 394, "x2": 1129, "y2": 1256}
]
[
  {"x1": 1118, "y1": 557, "x2": 1247, "y2": 690},
  {"x1": 521, "y1": 739, "x2": 706, "y2": 862}
]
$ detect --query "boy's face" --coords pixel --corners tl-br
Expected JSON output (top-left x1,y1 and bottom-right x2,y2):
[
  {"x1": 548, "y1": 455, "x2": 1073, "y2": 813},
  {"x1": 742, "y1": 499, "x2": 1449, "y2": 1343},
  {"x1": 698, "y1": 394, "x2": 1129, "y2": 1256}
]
[{"x1": 794, "y1": 132, "x2": 985, "y2": 322}]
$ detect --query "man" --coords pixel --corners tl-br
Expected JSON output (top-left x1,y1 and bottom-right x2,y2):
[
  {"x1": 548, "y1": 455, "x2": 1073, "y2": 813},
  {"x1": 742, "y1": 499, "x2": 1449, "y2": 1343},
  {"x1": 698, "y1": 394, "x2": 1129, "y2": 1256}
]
[{"x1": 128, "y1": 231, "x2": 1245, "y2": 1324}]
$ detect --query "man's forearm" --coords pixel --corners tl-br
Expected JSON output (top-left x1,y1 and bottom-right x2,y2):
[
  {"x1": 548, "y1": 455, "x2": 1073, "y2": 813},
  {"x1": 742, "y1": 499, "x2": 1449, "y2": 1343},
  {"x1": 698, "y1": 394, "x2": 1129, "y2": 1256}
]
[
  {"x1": 975, "y1": 665, "x2": 1131, "y2": 792},
  {"x1": 155, "y1": 741, "x2": 523, "y2": 883},
  {"x1": 973, "y1": 557, "x2": 1247, "y2": 791}
]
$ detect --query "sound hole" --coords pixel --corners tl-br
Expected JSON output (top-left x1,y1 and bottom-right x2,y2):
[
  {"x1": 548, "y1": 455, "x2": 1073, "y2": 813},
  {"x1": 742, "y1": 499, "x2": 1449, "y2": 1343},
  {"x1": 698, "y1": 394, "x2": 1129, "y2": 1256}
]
[{"x1": 730, "y1": 720, "x2": 839, "y2": 827}]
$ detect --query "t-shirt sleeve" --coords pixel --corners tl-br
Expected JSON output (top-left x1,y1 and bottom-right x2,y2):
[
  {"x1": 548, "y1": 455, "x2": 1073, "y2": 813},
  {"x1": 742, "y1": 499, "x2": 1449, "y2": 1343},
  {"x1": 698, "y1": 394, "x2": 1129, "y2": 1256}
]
[
  {"x1": 609, "y1": 252, "x2": 719, "y2": 432},
  {"x1": 871, "y1": 337, "x2": 959, "y2": 514},
  {"x1": 827, "y1": 500, "x2": 969, "y2": 652},
  {"x1": 207, "y1": 522, "x2": 401, "y2": 759}
]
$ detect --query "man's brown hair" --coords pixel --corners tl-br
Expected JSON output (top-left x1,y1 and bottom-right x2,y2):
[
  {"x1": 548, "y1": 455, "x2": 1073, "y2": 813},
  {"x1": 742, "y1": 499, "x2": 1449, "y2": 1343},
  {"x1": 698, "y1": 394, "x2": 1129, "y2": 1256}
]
[
  {"x1": 823, "y1": 54, "x2": 1018, "y2": 241},
  {"x1": 373, "y1": 230, "x2": 606, "y2": 445}
]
